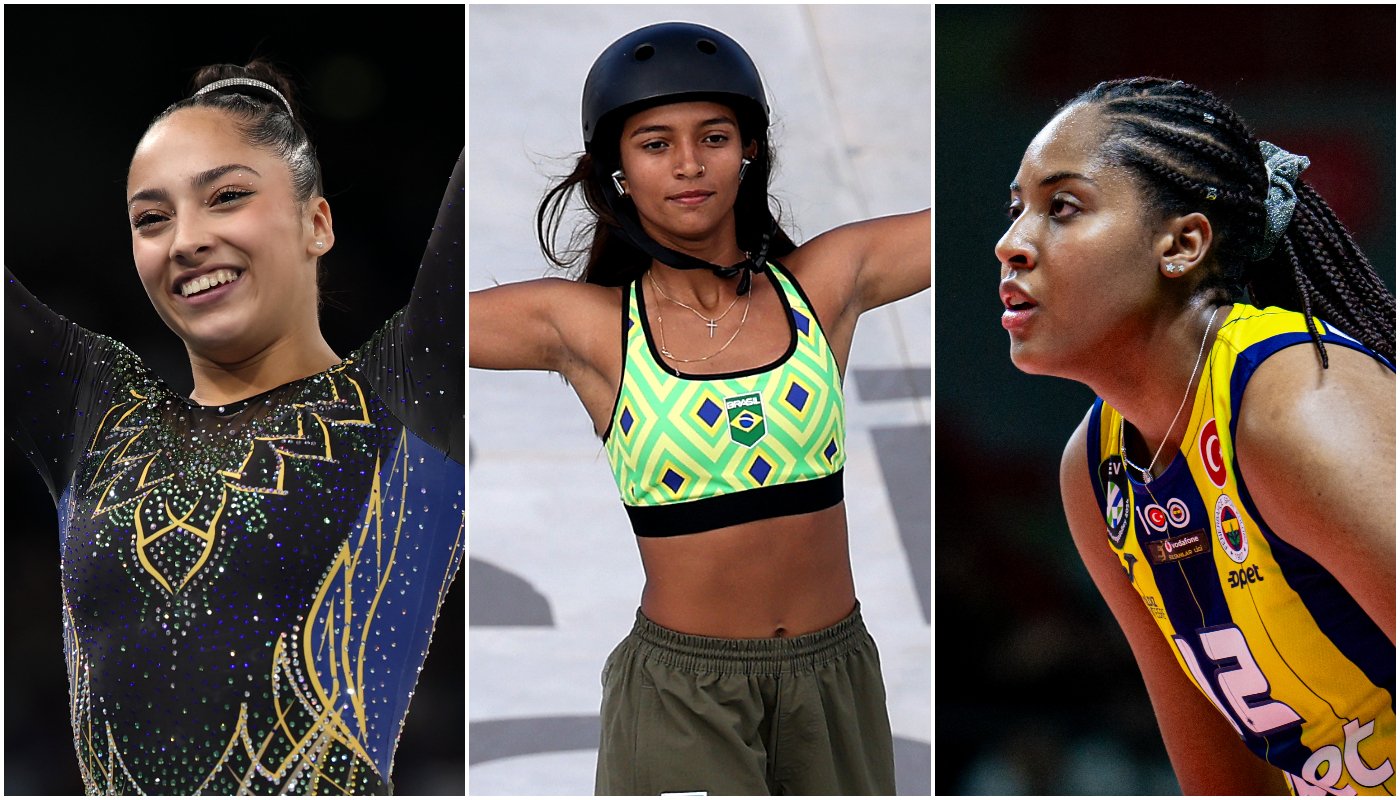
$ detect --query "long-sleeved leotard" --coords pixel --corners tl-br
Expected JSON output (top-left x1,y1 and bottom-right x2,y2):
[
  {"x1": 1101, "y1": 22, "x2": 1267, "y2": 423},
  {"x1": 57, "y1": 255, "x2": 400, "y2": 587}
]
[{"x1": 6, "y1": 153, "x2": 463, "y2": 795}]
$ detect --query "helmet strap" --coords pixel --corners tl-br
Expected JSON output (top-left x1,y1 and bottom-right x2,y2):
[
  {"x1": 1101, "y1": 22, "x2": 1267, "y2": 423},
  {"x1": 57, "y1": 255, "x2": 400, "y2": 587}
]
[{"x1": 600, "y1": 164, "x2": 773, "y2": 295}]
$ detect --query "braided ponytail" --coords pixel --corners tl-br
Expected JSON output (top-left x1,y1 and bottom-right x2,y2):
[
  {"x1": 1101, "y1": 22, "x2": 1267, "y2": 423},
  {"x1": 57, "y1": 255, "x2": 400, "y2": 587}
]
[
  {"x1": 1069, "y1": 78, "x2": 1394, "y2": 364},
  {"x1": 1252, "y1": 184, "x2": 1395, "y2": 364}
]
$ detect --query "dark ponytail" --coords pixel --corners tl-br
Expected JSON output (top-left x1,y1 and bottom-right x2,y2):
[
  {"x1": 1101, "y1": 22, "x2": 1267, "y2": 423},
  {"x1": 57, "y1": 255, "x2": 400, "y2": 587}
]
[
  {"x1": 535, "y1": 151, "x2": 650, "y2": 284},
  {"x1": 1069, "y1": 77, "x2": 1394, "y2": 364}
]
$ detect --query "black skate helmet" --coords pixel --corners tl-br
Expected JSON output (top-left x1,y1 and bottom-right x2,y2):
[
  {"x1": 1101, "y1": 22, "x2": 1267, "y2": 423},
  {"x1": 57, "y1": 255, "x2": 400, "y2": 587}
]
[
  {"x1": 580, "y1": 21, "x2": 778, "y2": 293},
  {"x1": 581, "y1": 21, "x2": 769, "y2": 154}
]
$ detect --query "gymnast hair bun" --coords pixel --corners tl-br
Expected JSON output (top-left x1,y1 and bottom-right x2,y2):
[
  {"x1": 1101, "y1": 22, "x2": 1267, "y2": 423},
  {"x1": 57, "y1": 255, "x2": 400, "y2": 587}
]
[{"x1": 190, "y1": 59, "x2": 302, "y2": 121}]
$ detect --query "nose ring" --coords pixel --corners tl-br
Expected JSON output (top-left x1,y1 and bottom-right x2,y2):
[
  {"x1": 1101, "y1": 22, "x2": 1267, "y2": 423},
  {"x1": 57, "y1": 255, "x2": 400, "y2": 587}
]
[{"x1": 697, "y1": 164, "x2": 706, "y2": 177}]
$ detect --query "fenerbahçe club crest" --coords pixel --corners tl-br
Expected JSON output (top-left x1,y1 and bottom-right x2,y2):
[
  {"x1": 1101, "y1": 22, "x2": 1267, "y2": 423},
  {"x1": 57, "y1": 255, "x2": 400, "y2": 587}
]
[{"x1": 726, "y1": 392, "x2": 767, "y2": 447}]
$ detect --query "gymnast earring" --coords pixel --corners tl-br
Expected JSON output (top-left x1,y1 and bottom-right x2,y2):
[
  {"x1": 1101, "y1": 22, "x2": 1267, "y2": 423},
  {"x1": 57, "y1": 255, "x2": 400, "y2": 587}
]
[
  {"x1": 611, "y1": 170, "x2": 628, "y2": 196},
  {"x1": 738, "y1": 158, "x2": 752, "y2": 182}
]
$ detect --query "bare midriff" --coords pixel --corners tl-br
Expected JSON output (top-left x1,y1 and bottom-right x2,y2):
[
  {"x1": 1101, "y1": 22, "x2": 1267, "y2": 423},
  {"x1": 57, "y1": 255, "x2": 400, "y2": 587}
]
[{"x1": 635, "y1": 502, "x2": 856, "y2": 639}]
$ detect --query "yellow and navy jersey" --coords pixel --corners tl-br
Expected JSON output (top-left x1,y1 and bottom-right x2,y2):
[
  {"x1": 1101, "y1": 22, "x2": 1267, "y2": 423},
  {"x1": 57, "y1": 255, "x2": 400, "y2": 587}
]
[
  {"x1": 603, "y1": 261, "x2": 846, "y2": 537},
  {"x1": 1087, "y1": 304, "x2": 1395, "y2": 795}
]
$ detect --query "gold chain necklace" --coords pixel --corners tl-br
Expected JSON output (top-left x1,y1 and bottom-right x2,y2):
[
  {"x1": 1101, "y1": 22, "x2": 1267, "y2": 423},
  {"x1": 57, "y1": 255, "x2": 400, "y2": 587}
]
[
  {"x1": 654, "y1": 288, "x2": 753, "y2": 364},
  {"x1": 647, "y1": 270, "x2": 742, "y2": 338}
]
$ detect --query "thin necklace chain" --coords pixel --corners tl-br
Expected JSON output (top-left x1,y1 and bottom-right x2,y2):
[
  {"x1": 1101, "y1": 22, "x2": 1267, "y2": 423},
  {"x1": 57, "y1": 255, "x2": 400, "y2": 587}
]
[
  {"x1": 648, "y1": 270, "x2": 741, "y2": 338},
  {"x1": 654, "y1": 287, "x2": 753, "y2": 364},
  {"x1": 1119, "y1": 306, "x2": 1221, "y2": 484}
]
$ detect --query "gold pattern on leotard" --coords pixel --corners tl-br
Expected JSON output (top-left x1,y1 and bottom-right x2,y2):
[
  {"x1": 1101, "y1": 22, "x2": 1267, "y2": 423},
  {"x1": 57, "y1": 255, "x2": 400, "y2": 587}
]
[
  {"x1": 133, "y1": 488, "x2": 227, "y2": 594},
  {"x1": 66, "y1": 429, "x2": 449, "y2": 794},
  {"x1": 84, "y1": 366, "x2": 376, "y2": 597}
]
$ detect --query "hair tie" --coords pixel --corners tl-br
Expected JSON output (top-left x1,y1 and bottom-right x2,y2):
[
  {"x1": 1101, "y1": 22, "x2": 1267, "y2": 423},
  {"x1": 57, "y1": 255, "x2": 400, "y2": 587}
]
[
  {"x1": 193, "y1": 77, "x2": 294, "y2": 119},
  {"x1": 1249, "y1": 140, "x2": 1310, "y2": 261}
]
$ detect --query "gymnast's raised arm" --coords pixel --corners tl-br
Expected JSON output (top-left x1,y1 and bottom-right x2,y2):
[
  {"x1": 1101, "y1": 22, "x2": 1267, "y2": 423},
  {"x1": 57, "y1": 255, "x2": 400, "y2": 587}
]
[{"x1": 355, "y1": 152, "x2": 466, "y2": 461}]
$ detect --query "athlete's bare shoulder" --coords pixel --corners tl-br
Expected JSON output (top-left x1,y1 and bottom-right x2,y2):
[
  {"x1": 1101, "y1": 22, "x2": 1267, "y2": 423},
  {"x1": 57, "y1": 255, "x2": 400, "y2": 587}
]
[
  {"x1": 469, "y1": 277, "x2": 624, "y2": 373},
  {"x1": 1237, "y1": 343, "x2": 1395, "y2": 637}
]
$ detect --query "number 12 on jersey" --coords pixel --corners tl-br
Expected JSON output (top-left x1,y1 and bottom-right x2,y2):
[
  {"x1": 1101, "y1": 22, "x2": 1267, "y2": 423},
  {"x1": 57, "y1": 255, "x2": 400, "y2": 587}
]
[
  {"x1": 1172, "y1": 624, "x2": 1301, "y2": 737},
  {"x1": 1173, "y1": 624, "x2": 1394, "y2": 794}
]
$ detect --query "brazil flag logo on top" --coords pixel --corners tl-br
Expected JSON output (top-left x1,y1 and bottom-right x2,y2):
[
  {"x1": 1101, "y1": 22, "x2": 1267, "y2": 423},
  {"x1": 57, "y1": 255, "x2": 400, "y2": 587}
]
[{"x1": 725, "y1": 392, "x2": 767, "y2": 447}]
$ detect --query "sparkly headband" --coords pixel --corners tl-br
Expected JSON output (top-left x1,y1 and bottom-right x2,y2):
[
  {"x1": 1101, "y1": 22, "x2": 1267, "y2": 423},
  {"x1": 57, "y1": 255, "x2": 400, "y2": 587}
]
[
  {"x1": 193, "y1": 77, "x2": 294, "y2": 118},
  {"x1": 1248, "y1": 140, "x2": 1310, "y2": 262}
]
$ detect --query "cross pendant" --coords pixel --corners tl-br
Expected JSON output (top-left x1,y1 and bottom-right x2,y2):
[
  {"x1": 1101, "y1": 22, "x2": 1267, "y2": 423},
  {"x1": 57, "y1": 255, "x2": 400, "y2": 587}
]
[{"x1": 706, "y1": 319, "x2": 718, "y2": 338}]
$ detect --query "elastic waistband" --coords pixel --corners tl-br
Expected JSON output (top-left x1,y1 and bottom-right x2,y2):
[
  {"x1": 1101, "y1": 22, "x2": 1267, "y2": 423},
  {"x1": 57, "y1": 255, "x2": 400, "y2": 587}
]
[{"x1": 627, "y1": 603, "x2": 869, "y2": 675}]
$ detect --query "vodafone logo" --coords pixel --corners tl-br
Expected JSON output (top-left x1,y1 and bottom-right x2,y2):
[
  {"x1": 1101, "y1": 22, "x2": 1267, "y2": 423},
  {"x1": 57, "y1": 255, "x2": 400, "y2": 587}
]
[
  {"x1": 1164, "y1": 533, "x2": 1198, "y2": 553},
  {"x1": 1199, "y1": 418, "x2": 1227, "y2": 488}
]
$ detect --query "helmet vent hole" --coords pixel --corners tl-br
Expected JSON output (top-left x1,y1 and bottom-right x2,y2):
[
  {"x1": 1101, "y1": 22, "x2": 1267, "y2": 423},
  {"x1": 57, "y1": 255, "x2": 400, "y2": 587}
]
[
  {"x1": 696, "y1": 39, "x2": 717, "y2": 55},
  {"x1": 634, "y1": 45, "x2": 655, "y2": 62}
]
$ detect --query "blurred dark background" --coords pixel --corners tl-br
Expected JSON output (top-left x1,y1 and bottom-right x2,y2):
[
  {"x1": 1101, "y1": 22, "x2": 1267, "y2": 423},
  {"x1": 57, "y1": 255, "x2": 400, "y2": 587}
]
[
  {"x1": 935, "y1": 5, "x2": 1394, "y2": 794},
  {"x1": 4, "y1": 6, "x2": 464, "y2": 794}
]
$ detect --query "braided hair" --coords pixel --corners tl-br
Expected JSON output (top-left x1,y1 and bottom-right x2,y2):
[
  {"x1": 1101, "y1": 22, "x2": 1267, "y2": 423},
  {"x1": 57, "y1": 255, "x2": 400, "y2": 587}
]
[{"x1": 1069, "y1": 78, "x2": 1395, "y2": 365}]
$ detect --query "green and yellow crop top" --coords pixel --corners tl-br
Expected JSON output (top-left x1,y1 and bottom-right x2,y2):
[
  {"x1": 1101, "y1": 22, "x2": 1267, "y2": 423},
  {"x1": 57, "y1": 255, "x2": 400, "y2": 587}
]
[{"x1": 604, "y1": 262, "x2": 846, "y2": 537}]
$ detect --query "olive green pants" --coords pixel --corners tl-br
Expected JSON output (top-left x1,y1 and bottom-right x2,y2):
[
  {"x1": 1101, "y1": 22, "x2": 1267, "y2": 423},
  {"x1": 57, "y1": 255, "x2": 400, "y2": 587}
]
[{"x1": 595, "y1": 605, "x2": 895, "y2": 795}]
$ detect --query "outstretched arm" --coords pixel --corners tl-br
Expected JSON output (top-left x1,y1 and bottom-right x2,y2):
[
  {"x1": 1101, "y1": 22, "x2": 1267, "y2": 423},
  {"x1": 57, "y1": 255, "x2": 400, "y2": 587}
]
[
  {"x1": 357, "y1": 152, "x2": 465, "y2": 462},
  {"x1": 6, "y1": 268, "x2": 132, "y2": 503},
  {"x1": 402, "y1": 151, "x2": 466, "y2": 361},
  {"x1": 469, "y1": 278, "x2": 583, "y2": 373},
  {"x1": 849, "y1": 208, "x2": 931, "y2": 313},
  {"x1": 1060, "y1": 414, "x2": 1287, "y2": 795},
  {"x1": 470, "y1": 277, "x2": 625, "y2": 437},
  {"x1": 781, "y1": 209, "x2": 928, "y2": 372},
  {"x1": 797, "y1": 209, "x2": 930, "y2": 316}
]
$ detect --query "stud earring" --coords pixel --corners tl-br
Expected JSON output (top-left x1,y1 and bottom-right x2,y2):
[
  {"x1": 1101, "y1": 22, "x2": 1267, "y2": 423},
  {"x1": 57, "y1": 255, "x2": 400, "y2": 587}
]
[
  {"x1": 315, "y1": 240, "x2": 325, "y2": 249},
  {"x1": 611, "y1": 170, "x2": 628, "y2": 196},
  {"x1": 1166, "y1": 262, "x2": 1185, "y2": 275}
]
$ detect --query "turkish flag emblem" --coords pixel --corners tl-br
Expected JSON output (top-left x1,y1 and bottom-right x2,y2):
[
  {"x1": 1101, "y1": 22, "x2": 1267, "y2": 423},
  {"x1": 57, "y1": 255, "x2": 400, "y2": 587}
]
[{"x1": 1199, "y1": 418, "x2": 1227, "y2": 488}]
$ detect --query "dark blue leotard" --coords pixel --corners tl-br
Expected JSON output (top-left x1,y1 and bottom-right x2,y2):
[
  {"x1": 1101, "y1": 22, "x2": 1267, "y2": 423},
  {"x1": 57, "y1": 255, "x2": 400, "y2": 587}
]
[{"x1": 6, "y1": 154, "x2": 463, "y2": 795}]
